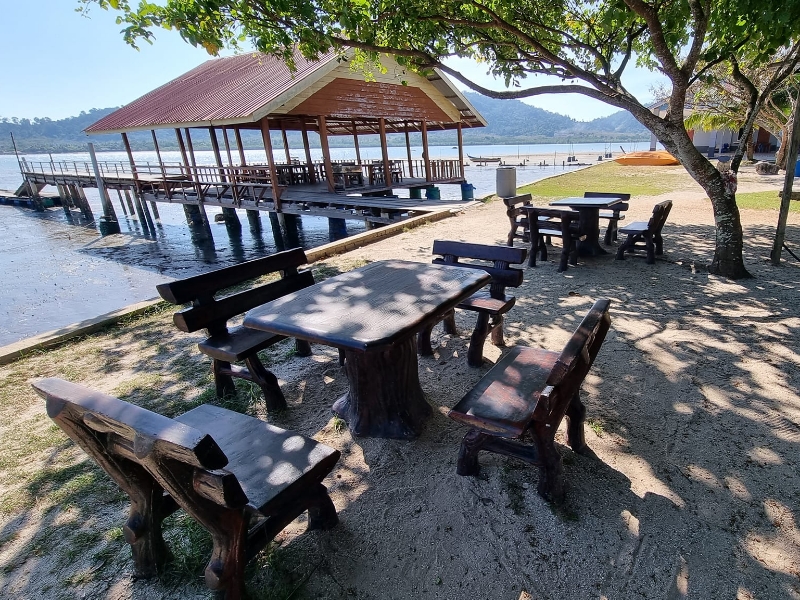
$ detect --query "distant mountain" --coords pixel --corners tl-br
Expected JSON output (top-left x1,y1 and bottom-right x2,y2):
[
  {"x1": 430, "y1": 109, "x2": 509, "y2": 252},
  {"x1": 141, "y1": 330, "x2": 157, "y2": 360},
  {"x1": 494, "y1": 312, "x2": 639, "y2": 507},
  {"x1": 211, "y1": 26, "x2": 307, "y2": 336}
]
[{"x1": 1, "y1": 92, "x2": 648, "y2": 154}]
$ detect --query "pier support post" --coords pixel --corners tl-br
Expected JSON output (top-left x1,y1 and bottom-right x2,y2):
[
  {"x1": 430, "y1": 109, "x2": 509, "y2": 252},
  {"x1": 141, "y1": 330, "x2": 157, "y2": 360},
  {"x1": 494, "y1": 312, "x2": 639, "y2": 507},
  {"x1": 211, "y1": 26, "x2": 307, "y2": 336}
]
[
  {"x1": 115, "y1": 189, "x2": 128, "y2": 216},
  {"x1": 132, "y1": 188, "x2": 156, "y2": 235},
  {"x1": 76, "y1": 187, "x2": 94, "y2": 221},
  {"x1": 283, "y1": 213, "x2": 301, "y2": 248},
  {"x1": 123, "y1": 189, "x2": 136, "y2": 215},
  {"x1": 221, "y1": 207, "x2": 241, "y2": 230},
  {"x1": 268, "y1": 212, "x2": 287, "y2": 252},
  {"x1": 56, "y1": 184, "x2": 71, "y2": 214},
  {"x1": 183, "y1": 205, "x2": 213, "y2": 242},
  {"x1": 149, "y1": 201, "x2": 160, "y2": 220},
  {"x1": 246, "y1": 210, "x2": 261, "y2": 231},
  {"x1": 328, "y1": 217, "x2": 348, "y2": 242}
]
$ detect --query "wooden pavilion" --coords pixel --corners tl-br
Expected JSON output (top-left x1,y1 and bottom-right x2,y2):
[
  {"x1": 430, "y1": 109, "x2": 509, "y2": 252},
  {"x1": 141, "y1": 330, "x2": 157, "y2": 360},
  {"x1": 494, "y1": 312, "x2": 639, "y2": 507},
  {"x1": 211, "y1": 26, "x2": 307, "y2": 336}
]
[{"x1": 84, "y1": 49, "x2": 487, "y2": 226}]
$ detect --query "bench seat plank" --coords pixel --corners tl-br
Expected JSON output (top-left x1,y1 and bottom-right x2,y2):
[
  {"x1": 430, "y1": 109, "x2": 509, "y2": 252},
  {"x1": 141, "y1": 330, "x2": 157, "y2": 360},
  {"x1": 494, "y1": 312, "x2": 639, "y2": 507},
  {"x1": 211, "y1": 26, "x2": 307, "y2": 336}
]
[
  {"x1": 450, "y1": 347, "x2": 559, "y2": 438},
  {"x1": 456, "y1": 290, "x2": 516, "y2": 316},
  {"x1": 175, "y1": 404, "x2": 340, "y2": 513},
  {"x1": 199, "y1": 327, "x2": 286, "y2": 362},
  {"x1": 618, "y1": 221, "x2": 649, "y2": 234}
]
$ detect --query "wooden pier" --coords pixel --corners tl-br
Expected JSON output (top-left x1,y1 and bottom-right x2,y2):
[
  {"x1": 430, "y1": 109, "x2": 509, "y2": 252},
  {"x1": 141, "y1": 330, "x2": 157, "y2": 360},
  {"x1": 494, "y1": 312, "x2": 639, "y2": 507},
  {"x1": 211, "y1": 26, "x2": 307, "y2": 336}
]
[{"x1": 16, "y1": 158, "x2": 479, "y2": 227}]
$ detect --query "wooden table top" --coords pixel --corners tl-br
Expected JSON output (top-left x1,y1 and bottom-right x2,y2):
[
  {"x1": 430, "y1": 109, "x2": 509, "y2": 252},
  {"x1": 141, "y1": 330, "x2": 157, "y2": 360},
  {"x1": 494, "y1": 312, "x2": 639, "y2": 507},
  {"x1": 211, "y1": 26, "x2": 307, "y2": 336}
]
[
  {"x1": 550, "y1": 196, "x2": 625, "y2": 208},
  {"x1": 244, "y1": 260, "x2": 491, "y2": 352}
]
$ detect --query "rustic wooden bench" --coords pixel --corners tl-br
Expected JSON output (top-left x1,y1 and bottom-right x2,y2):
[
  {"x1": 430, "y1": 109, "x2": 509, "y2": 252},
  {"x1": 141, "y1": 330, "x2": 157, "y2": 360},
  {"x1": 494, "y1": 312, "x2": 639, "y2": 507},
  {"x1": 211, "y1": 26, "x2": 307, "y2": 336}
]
[
  {"x1": 447, "y1": 299, "x2": 611, "y2": 503},
  {"x1": 527, "y1": 207, "x2": 584, "y2": 272},
  {"x1": 32, "y1": 378, "x2": 340, "y2": 600},
  {"x1": 616, "y1": 200, "x2": 673, "y2": 264},
  {"x1": 584, "y1": 191, "x2": 631, "y2": 244},
  {"x1": 417, "y1": 241, "x2": 527, "y2": 367},
  {"x1": 156, "y1": 249, "x2": 314, "y2": 411},
  {"x1": 503, "y1": 193, "x2": 534, "y2": 246}
]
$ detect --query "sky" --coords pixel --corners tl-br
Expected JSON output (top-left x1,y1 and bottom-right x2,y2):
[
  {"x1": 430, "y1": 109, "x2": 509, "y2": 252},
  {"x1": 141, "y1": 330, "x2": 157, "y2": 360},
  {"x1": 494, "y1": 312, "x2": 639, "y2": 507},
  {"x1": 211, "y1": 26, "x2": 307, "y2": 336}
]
[{"x1": 0, "y1": 1, "x2": 667, "y2": 123}]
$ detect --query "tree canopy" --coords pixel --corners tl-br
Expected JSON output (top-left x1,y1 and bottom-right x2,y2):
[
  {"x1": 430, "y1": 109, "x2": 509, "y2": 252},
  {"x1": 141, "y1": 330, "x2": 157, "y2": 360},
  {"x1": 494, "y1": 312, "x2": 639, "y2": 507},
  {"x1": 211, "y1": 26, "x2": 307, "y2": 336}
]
[{"x1": 82, "y1": 0, "x2": 800, "y2": 277}]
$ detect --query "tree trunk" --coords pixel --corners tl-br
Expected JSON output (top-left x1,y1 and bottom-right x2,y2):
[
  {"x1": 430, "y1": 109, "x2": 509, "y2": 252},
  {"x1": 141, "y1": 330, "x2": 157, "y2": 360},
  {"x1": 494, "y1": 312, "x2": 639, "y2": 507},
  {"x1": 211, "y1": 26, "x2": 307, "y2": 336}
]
[
  {"x1": 776, "y1": 126, "x2": 789, "y2": 169},
  {"x1": 659, "y1": 127, "x2": 752, "y2": 279}
]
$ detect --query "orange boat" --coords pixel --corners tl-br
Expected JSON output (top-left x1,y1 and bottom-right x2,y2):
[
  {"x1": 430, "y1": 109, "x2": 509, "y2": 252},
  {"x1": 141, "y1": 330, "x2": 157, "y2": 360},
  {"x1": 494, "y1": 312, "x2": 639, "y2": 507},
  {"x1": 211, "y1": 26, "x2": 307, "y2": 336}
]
[{"x1": 614, "y1": 151, "x2": 680, "y2": 166}]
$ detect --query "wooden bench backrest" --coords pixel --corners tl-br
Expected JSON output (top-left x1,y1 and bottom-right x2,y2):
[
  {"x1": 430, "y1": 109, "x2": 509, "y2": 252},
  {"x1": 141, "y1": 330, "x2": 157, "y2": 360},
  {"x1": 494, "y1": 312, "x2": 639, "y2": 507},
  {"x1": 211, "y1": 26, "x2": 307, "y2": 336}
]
[
  {"x1": 583, "y1": 191, "x2": 630, "y2": 212},
  {"x1": 156, "y1": 248, "x2": 314, "y2": 335},
  {"x1": 533, "y1": 299, "x2": 611, "y2": 423},
  {"x1": 32, "y1": 378, "x2": 250, "y2": 510},
  {"x1": 431, "y1": 240, "x2": 526, "y2": 298},
  {"x1": 646, "y1": 200, "x2": 673, "y2": 233}
]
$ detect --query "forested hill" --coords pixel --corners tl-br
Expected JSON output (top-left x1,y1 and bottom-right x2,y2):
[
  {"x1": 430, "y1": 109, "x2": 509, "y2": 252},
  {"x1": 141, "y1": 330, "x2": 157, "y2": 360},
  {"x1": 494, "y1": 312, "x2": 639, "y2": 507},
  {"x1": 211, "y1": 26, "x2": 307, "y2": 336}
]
[{"x1": 1, "y1": 93, "x2": 649, "y2": 154}]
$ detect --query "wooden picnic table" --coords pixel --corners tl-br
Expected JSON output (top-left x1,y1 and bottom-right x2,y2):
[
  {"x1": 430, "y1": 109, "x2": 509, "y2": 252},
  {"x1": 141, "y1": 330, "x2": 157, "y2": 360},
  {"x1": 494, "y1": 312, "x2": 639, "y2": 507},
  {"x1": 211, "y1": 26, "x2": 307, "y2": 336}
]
[
  {"x1": 549, "y1": 196, "x2": 625, "y2": 256},
  {"x1": 243, "y1": 260, "x2": 491, "y2": 439}
]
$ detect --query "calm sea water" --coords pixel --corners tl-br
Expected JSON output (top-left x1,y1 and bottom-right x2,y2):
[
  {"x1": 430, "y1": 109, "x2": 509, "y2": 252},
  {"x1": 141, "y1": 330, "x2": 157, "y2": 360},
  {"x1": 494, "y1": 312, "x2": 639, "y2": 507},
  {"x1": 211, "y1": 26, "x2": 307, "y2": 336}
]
[{"x1": 0, "y1": 143, "x2": 615, "y2": 345}]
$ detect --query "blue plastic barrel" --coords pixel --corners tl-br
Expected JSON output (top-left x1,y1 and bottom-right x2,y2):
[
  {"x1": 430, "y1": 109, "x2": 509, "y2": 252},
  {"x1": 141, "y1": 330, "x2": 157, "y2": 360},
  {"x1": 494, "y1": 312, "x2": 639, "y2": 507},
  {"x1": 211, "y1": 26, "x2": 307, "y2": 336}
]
[
  {"x1": 460, "y1": 183, "x2": 475, "y2": 201},
  {"x1": 794, "y1": 159, "x2": 800, "y2": 177},
  {"x1": 425, "y1": 186, "x2": 441, "y2": 200}
]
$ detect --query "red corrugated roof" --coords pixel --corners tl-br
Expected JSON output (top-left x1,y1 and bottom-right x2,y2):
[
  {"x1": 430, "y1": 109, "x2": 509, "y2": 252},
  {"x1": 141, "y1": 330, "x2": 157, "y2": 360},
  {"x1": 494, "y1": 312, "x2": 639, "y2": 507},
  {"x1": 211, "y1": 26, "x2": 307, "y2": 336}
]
[{"x1": 85, "y1": 50, "x2": 338, "y2": 133}]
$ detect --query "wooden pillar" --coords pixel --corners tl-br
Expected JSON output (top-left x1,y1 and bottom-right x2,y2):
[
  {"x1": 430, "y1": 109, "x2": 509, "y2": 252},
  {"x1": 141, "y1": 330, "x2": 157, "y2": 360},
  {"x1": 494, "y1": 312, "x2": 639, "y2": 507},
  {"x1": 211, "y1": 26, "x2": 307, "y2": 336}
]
[
  {"x1": 317, "y1": 116, "x2": 336, "y2": 193},
  {"x1": 352, "y1": 120, "x2": 362, "y2": 165},
  {"x1": 405, "y1": 121, "x2": 414, "y2": 178},
  {"x1": 121, "y1": 132, "x2": 154, "y2": 234},
  {"x1": 76, "y1": 186, "x2": 94, "y2": 221},
  {"x1": 260, "y1": 118, "x2": 284, "y2": 210},
  {"x1": 234, "y1": 127, "x2": 247, "y2": 165},
  {"x1": 174, "y1": 129, "x2": 189, "y2": 175},
  {"x1": 123, "y1": 189, "x2": 136, "y2": 214},
  {"x1": 300, "y1": 121, "x2": 316, "y2": 184},
  {"x1": 115, "y1": 189, "x2": 128, "y2": 215},
  {"x1": 222, "y1": 128, "x2": 235, "y2": 166},
  {"x1": 422, "y1": 121, "x2": 431, "y2": 182},
  {"x1": 147, "y1": 131, "x2": 164, "y2": 220},
  {"x1": 184, "y1": 128, "x2": 197, "y2": 168},
  {"x1": 281, "y1": 123, "x2": 292, "y2": 163},
  {"x1": 132, "y1": 186, "x2": 156, "y2": 233},
  {"x1": 379, "y1": 118, "x2": 392, "y2": 191},
  {"x1": 151, "y1": 130, "x2": 164, "y2": 172},
  {"x1": 210, "y1": 127, "x2": 240, "y2": 227},
  {"x1": 457, "y1": 123, "x2": 465, "y2": 179},
  {"x1": 209, "y1": 128, "x2": 225, "y2": 175}
]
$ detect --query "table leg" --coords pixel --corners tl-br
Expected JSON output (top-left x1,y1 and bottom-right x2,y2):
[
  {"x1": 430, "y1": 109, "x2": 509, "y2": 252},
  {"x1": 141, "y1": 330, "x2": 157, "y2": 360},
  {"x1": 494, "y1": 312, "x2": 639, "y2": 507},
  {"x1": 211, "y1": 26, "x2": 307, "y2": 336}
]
[
  {"x1": 332, "y1": 336, "x2": 432, "y2": 439},
  {"x1": 576, "y1": 208, "x2": 607, "y2": 256}
]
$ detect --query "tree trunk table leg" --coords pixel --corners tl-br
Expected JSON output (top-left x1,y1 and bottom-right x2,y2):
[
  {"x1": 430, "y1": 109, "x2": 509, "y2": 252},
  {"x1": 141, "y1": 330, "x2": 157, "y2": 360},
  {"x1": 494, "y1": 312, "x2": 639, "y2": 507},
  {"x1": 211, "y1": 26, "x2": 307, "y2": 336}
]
[
  {"x1": 332, "y1": 336, "x2": 432, "y2": 439},
  {"x1": 575, "y1": 208, "x2": 607, "y2": 256}
]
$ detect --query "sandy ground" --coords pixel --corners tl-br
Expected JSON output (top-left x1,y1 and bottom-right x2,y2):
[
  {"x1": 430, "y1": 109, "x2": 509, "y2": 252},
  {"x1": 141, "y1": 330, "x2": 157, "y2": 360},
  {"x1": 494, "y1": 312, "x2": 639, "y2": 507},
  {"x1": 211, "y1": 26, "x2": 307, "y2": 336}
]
[{"x1": 1, "y1": 160, "x2": 799, "y2": 599}]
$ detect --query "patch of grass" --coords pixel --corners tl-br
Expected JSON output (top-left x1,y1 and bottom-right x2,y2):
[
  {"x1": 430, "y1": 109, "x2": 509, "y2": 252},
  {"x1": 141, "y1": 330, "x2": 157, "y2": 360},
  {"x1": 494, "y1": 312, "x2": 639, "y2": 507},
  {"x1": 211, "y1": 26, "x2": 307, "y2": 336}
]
[
  {"x1": 112, "y1": 373, "x2": 165, "y2": 410},
  {"x1": 332, "y1": 416, "x2": 346, "y2": 434},
  {"x1": 736, "y1": 191, "x2": 800, "y2": 212},
  {"x1": 246, "y1": 542, "x2": 317, "y2": 600},
  {"x1": 518, "y1": 162, "x2": 680, "y2": 200},
  {"x1": 162, "y1": 512, "x2": 213, "y2": 583},
  {"x1": 586, "y1": 418, "x2": 605, "y2": 437}
]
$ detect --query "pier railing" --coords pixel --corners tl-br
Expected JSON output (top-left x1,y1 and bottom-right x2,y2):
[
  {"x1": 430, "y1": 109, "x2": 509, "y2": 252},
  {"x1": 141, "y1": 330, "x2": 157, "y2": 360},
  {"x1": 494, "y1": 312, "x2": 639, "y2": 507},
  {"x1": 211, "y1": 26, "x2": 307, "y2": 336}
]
[{"x1": 19, "y1": 158, "x2": 465, "y2": 203}]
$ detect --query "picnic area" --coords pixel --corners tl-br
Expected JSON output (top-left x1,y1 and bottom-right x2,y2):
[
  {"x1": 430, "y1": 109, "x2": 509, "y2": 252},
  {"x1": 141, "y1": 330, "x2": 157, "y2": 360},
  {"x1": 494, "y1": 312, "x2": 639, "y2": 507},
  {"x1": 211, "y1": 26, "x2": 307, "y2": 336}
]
[{"x1": 0, "y1": 160, "x2": 798, "y2": 599}]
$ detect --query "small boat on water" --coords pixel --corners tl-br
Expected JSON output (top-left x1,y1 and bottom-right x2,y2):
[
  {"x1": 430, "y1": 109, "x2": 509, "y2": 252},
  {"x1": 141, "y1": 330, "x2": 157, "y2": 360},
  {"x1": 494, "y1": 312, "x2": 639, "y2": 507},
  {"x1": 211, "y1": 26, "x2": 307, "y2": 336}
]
[
  {"x1": 468, "y1": 155, "x2": 502, "y2": 164},
  {"x1": 614, "y1": 151, "x2": 680, "y2": 166}
]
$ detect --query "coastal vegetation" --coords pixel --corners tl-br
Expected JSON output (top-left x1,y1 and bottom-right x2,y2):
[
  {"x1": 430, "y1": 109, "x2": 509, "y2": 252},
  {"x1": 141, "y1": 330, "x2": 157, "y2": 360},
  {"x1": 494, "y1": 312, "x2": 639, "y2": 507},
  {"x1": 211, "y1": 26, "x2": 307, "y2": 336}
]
[
  {"x1": 86, "y1": 0, "x2": 800, "y2": 278},
  {"x1": 0, "y1": 92, "x2": 648, "y2": 154}
]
